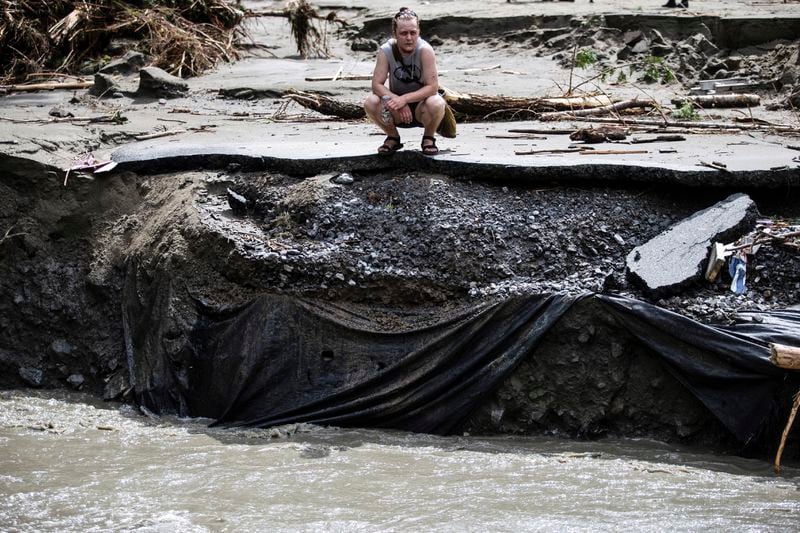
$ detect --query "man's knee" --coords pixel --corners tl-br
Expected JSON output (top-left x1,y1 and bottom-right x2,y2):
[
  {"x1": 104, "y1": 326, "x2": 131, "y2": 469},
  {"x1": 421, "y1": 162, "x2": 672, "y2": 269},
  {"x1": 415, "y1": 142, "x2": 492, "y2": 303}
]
[
  {"x1": 424, "y1": 94, "x2": 446, "y2": 114},
  {"x1": 364, "y1": 94, "x2": 380, "y2": 113}
]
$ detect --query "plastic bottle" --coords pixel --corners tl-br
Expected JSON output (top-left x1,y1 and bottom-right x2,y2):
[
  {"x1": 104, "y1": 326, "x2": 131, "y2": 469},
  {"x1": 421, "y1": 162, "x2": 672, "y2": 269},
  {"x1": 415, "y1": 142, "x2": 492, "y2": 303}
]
[{"x1": 381, "y1": 96, "x2": 392, "y2": 124}]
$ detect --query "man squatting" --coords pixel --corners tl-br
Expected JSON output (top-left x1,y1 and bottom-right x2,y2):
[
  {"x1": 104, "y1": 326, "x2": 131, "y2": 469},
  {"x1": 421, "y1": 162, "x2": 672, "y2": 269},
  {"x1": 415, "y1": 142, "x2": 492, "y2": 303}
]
[{"x1": 364, "y1": 7, "x2": 446, "y2": 156}]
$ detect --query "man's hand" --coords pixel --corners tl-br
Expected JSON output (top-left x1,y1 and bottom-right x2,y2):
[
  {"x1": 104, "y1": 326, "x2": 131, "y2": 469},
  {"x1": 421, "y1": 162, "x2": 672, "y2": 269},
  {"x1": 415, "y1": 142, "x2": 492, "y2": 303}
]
[{"x1": 385, "y1": 95, "x2": 413, "y2": 124}]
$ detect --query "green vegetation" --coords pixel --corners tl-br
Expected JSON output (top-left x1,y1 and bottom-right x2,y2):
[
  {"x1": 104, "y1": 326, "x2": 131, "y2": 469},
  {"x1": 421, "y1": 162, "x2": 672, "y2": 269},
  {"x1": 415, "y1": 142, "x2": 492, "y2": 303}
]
[
  {"x1": 672, "y1": 102, "x2": 700, "y2": 120},
  {"x1": 575, "y1": 48, "x2": 598, "y2": 69}
]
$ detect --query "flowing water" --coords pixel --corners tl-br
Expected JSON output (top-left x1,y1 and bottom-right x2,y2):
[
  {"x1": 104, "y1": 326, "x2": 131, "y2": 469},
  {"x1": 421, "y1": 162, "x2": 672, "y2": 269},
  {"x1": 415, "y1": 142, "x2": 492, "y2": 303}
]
[{"x1": 1, "y1": 389, "x2": 798, "y2": 532}]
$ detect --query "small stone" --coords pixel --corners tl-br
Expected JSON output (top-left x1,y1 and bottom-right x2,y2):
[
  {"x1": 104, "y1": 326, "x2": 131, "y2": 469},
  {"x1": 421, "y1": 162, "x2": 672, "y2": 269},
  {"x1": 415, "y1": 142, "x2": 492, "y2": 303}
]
[
  {"x1": 19, "y1": 367, "x2": 44, "y2": 387},
  {"x1": 67, "y1": 373, "x2": 85, "y2": 389},
  {"x1": 332, "y1": 172, "x2": 354, "y2": 185}
]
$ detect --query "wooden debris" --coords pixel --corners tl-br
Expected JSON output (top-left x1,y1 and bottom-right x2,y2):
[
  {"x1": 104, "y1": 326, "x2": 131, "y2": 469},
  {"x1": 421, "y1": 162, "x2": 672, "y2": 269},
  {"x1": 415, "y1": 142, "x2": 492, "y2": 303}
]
[
  {"x1": 698, "y1": 161, "x2": 730, "y2": 172},
  {"x1": 508, "y1": 128, "x2": 575, "y2": 135},
  {"x1": 305, "y1": 74, "x2": 372, "y2": 82},
  {"x1": 671, "y1": 94, "x2": 761, "y2": 108},
  {"x1": 579, "y1": 149, "x2": 648, "y2": 155},
  {"x1": 539, "y1": 98, "x2": 657, "y2": 121},
  {"x1": 487, "y1": 134, "x2": 547, "y2": 139},
  {"x1": 1, "y1": 81, "x2": 93, "y2": 93},
  {"x1": 441, "y1": 87, "x2": 613, "y2": 117},
  {"x1": 515, "y1": 147, "x2": 590, "y2": 155},
  {"x1": 284, "y1": 89, "x2": 365, "y2": 119},
  {"x1": 630, "y1": 134, "x2": 686, "y2": 144},
  {"x1": 134, "y1": 125, "x2": 214, "y2": 141},
  {"x1": 562, "y1": 116, "x2": 800, "y2": 133},
  {"x1": 770, "y1": 343, "x2": 800, "y2": 370},
  {"x1": 570, "y1": 126, "x2": 627, "y2": 143},
  {"x1": 774, "y1": 389, "x2": 800, "y2": 475},
  {"x1": 705, "y1": 242, "x2": 732, "y2": 282}
]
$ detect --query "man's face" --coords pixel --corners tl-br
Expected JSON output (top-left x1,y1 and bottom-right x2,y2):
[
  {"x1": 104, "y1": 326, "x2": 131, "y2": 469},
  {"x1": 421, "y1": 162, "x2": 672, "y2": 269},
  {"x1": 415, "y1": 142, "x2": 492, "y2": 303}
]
[{"x1": 394, "y1": 19, "x2": 420, "y2": 54}]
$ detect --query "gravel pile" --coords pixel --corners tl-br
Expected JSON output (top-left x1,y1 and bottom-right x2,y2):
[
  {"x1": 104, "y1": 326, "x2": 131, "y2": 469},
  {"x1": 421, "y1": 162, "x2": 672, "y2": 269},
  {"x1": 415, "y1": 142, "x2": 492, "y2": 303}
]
[{"x1": 202, "y1": 169, "x2": 799, "y2": 323}]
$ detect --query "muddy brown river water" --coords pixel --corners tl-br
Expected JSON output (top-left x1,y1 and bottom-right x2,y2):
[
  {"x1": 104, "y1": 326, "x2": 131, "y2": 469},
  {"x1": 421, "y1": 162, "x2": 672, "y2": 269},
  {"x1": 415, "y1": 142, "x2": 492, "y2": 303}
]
[{"x1": 1, "y1": 390, "x2": 798, "y2": 532}]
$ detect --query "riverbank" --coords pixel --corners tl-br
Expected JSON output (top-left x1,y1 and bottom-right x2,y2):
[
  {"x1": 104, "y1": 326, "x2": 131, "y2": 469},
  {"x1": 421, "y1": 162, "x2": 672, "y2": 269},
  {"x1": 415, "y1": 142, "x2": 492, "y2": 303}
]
[{"x1": 1, "y1": 0, "x2": 799, "y2": 455}]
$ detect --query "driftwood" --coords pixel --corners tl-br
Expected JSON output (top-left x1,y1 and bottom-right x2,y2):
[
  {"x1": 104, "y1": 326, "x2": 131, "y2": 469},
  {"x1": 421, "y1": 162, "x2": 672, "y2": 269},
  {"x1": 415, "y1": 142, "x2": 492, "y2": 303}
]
[
  {"x1": 538, "y1": 98, "x2": 657, "y2": 121},
  {"x1": 1, "y1": 81, "x2": 93, "y2": 92},
  {"x1": 442, "y1": 88, "x2": 613, "y2": 116},
  {"x1": 515, "y1": 148, "x2": 590, "y2": 155},
  {"x1": 508, "y1": 128, "x2": 575, "y2": 135},
  {"x1": 579, "y1": 149, "x2": 649, "y2": 155},
  {"x1": 671, "y1": 94, "x2": 761, "y2": 108},
  {"x1": 305, "y1": 74, "x2": 372, "y2": 82},
  {"x1": 284, "y1": 89, "x2": 365, "y2": 119},
  {"x1": 630, "y1": 135, "x2": 686, "y2": 144},
  {"x1": 561, "y1": 116, "x2": 800, "y2": 133},
  {"x1": 770, "y1": 343, "x2": 800, "y2": 370},
  {"x1": 774, "y1": 389, "x2": 800, "y2": 475}
]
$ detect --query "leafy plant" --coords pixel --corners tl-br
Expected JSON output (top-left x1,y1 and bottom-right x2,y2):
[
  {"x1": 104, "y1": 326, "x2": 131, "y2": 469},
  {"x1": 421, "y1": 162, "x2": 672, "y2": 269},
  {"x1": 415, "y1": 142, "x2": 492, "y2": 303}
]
[
  {"x1": 672, "y1": 102, "x2": 699, "y2": 120},
  {"x1": 640, "y1": 55, "x2": 675, "y2": 84},
  {"x1": 575, "y1": 48, "x2": 598, "y2": 69}
]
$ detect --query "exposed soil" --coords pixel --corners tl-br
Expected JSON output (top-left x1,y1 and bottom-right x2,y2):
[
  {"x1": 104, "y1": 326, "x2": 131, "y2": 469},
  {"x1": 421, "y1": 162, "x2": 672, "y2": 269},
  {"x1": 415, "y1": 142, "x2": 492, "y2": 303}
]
[{"x1": 2, "y1": 2, "x2": 800, "y2": 454}]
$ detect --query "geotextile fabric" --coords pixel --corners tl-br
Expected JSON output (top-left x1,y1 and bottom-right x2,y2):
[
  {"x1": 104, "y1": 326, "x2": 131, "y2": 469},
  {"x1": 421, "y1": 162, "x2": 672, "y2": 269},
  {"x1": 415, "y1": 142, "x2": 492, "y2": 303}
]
[{"x1": 122, "y1": 268, "x2": 800, "y2": 444}]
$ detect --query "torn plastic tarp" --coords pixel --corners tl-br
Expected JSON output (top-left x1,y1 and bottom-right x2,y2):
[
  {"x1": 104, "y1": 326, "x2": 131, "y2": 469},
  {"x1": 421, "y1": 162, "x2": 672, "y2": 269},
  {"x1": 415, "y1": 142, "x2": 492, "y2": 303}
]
[{"x1": 122, "y1": 266, "x2": 799, "y2": 444}]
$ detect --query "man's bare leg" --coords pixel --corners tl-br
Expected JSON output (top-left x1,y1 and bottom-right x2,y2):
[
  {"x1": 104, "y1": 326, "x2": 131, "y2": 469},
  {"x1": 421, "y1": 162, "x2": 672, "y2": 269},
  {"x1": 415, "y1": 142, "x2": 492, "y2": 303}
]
[
  {"x1": 364, "y1": 94, "x2": 402, "y2": 152},
  {"x1": 415, "y1": 94, "x2": 446, "y2": 153}
]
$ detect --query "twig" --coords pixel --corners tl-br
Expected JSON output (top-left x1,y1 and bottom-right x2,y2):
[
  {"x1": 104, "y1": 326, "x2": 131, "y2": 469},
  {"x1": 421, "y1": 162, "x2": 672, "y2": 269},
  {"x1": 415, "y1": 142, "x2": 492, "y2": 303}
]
[
  {"x1": 580, "y1": 149, "x2": 649, "y2": 155},
  {"x1": 515, "y1": 147, "x2": 591, "y2": 155},
  {"x1": 539, "y1": 97, "x2": 657, "y2": 121},
  {"x1": 0, "y1": 225, "x2": 27, "y2": 245},
  {"x1": 1, "y1": 81, "x2": 93, "y2": 92},
  {"x1": 774, "y1": 389, "x2": 800, "y2": 476}
]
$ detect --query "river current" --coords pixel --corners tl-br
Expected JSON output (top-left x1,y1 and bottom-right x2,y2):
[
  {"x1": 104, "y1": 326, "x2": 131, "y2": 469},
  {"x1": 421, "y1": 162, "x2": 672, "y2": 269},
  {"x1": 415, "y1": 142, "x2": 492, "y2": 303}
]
[{"x1": 1, "y1": 389, "x2": 797, "y2": 532}]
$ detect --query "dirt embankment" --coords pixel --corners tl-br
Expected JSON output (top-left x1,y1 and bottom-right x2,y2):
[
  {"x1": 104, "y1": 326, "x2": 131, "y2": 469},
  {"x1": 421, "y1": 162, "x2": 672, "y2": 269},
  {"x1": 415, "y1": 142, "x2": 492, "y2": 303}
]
[
  {"x1": 2, "y1": 5, "x2": 800, "y2": 454},
  {"x1": 1, "y1": 160, "x2": 797, "y2": 453}
]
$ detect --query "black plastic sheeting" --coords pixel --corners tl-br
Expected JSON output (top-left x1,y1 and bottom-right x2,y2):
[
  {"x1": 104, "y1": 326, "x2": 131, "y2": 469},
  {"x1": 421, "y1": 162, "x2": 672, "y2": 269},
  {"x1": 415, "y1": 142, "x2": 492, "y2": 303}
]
[{"x1": 122, "y1": 268, "x2": 799, "y2": 444}]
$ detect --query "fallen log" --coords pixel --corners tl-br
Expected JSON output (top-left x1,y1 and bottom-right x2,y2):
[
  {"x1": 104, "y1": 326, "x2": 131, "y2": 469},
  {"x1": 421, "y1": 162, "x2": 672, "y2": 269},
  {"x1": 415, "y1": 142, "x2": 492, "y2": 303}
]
[
  {"x1": 770, "y1": 343, "x2": 800, "y2": 370},
  {"x1": 1, "y1": 81, "x2": 93, "y2": 93},
  {"x1": 671, "y1": 94, "x2": 761, "y2": 108},
  {"x1": 441, "y1": 87, "x2": 612, "y2": 116},
  {"x1": 284, "y1": 89, "x2": 365, "y2": 120},
  {"x1": 539, "y1": 98, "x2": 657, "y2": 121}
]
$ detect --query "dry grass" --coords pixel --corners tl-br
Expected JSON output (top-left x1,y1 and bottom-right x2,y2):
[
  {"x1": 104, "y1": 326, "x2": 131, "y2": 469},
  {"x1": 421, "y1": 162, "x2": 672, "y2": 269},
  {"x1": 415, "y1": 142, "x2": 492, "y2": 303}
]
[
  {"x1": 285, "y1": 0, "x2": 330, "y2": 59},
  {"x1": 0, "y1": 0, "x2": 246, "y2": 83}
]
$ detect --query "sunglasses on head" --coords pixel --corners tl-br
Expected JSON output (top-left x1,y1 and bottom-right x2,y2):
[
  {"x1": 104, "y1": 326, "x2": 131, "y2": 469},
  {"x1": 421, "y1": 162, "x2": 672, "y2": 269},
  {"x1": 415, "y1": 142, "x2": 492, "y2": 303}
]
[{"x1": 394, "y1": 9, "x2": 417, "y2": 19}]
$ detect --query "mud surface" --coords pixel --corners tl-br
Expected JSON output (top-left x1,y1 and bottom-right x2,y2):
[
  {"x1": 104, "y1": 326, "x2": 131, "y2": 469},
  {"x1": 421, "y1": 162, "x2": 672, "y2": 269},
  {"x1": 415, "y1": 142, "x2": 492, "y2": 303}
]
[{"x1": 2, "y1": 0, "x2": 800, "y2": 452}]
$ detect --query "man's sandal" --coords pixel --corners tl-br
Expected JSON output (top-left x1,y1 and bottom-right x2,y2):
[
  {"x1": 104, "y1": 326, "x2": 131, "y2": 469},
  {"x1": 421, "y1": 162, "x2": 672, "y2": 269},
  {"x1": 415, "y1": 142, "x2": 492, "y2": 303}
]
[
  {"x1": 378, "y1": 136, "x2": 403, "y2": 155},
  {"x1": 421, "y1": 135, "x2": 438, "y2": 156}
]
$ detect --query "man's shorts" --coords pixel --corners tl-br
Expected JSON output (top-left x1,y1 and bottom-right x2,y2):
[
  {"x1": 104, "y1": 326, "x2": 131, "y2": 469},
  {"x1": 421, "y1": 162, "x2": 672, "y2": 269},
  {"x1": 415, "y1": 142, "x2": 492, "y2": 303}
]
[{"x1": 396, "y1": 102, "x2": 423, "y2": 128}]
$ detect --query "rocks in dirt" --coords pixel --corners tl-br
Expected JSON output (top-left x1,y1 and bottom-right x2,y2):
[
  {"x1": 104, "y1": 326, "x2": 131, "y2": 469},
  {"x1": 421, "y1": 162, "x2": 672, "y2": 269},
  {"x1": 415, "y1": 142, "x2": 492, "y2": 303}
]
[
  {"x1": 227, "y1": 188, "x2": 253, "y2": 214},
  {"x1": 89, "y1": 73, "x2": 120, "y2": 97},
  {"x1": 100, "y1": 51, "x2": 146, "y2": 75},
  {"x1": 626, "y1": 193, "x2": 757, "y2": 298},
  {"x1": 19, "y1": 367, "x2": 44, "y2": 387},
  {"x1": 332, "y1": 172, "x2": 354, "y2": 185},
  {"x1": 136, "y1": 67, "x2": 188, "y2": 98},
  {"x1": 50, "y1": 338, "x2": 74, "y2": 356},
  {"x1": 66, "y1": 373, "x2": 85, "y2": 389},
  {"x1": 350, "y1": 37, "x2": 378, "y2": 52}
]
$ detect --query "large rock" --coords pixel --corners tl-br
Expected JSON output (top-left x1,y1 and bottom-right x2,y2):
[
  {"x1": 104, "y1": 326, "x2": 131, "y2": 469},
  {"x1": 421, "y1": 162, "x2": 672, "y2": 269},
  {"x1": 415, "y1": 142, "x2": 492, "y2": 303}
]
[
  {"x1": 136, "y1": 66, "x2": 188, "y2": 98},
  {"x1": 626, "y1": 193, "x2": 757, "y2": 297},
  {"x1": 89, "y1": 73, "x2": 120, "y2": 97},
  {"x1": 100, "y1": 50, "x2": 146, "y2": 75}
]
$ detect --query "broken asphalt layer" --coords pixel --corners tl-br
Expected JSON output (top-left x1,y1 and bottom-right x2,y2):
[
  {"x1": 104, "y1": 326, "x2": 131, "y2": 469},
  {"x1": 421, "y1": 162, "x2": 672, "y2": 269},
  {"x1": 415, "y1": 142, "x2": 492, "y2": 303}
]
[{"x1": 3, "y1": 0, "x2": 800, "y2": 189}]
